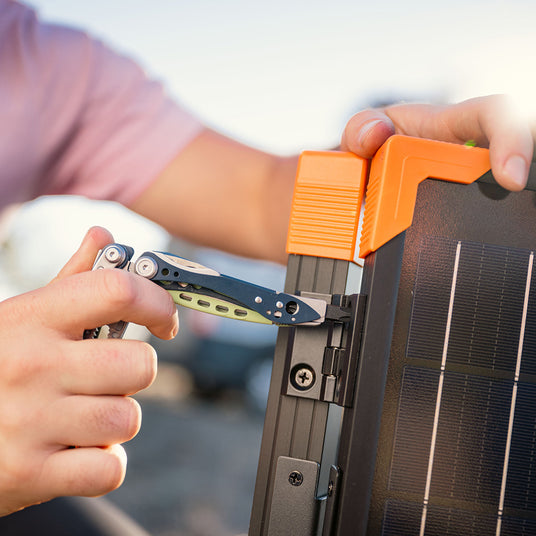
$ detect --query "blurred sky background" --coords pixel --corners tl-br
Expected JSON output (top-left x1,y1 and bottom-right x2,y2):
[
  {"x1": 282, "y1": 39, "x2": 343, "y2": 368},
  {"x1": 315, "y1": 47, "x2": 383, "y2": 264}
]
[
  {"x1": 27, "y1": 0, "x2": 536, "y2": 152},
  {"x1": 2, "y1": 0, "x2": 536, "y2": 297}
]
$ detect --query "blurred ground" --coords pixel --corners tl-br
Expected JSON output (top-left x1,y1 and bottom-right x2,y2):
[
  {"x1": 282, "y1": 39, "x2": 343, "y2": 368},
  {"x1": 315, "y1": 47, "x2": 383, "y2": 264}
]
[{"x1": 107, "y1": 362, "x2": 266, "y2": 536}]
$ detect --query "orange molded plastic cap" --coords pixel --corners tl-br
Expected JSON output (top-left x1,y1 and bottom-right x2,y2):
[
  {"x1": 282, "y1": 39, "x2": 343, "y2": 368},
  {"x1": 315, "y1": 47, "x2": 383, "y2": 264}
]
[
  {"x1": 359, "y1": 136, "x2": 491, "y2": 258},
  {"x1": 286, "y1": 151, "x2": 368, "y2": 261}
]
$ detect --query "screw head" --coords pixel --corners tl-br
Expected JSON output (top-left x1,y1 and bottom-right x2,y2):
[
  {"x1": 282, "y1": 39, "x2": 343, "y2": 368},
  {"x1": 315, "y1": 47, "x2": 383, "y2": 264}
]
[
  {"x1": 288, "y1": 470, "x2": 303, "y2": 486},
  {"x1": 292, "y1": 366, "x2": 315, "y2": 390},
  {"x1": 135, "y1": 257, "x2": 158, "y2": 279},
  {"x1": 104, "y1": 245, "x2": 126, "y2": 265}
]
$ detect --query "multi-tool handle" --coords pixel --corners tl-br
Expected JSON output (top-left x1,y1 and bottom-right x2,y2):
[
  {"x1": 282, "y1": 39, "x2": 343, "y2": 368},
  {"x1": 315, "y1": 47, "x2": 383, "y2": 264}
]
[
  {"x1": 130, "y1": 250, "x2": 327, "y2": 326},
  {"x1": 82, "y1": 243, "x2": 344, "y2": 340},
  {"x1": 82, "y1": 243, "x2": 134, "y2": 340}
]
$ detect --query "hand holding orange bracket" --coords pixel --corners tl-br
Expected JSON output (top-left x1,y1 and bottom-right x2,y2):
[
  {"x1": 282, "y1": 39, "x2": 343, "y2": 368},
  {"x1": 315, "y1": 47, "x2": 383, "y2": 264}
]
[{"x1": 286, "y1": 135, "x2": 491, "y2": 262}]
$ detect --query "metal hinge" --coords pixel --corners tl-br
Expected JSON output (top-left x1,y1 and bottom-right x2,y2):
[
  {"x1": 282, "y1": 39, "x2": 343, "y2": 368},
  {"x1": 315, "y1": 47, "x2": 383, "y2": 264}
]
[{"x1": 285, "y1": 293, "x2": 367, "y2": 408}]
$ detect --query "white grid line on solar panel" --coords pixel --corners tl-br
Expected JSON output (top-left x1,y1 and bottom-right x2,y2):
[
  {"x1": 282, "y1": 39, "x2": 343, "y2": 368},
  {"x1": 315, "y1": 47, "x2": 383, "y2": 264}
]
[
  {"x1": 407, "y1": 239, "x2": 530, "y2": 372},
  {"x1": 496, "y1": 252, "x2": 534, "y2": 535},
  {"x1": 420, "y1": 240, "x2": 462, "y2": 536}
]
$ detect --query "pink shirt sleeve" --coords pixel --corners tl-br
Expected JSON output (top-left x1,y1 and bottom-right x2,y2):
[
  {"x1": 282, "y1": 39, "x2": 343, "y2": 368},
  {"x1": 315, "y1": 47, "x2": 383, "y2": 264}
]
[{"x1": 0, "y1": 1, "x2": 204, "y2": 209}]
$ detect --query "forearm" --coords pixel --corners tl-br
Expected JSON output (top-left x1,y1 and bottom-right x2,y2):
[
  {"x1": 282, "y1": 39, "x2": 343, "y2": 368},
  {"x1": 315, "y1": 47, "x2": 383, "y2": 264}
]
[
  {"x1": 131, "y1": 96, "x2": 536, "y2": 265},
  {"x1": 129, "y1": 129, "x2": 298, "y2": 263}
]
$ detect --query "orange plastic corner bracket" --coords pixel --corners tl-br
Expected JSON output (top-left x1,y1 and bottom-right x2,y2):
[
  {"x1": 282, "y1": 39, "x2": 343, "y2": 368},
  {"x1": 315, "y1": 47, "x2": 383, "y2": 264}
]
[
  {"x1": 286, "y1": 151, "x2": 368, "y2": 261},
  {"x1": 359, "y1": 136, "x2": 491, "y2": 258}
]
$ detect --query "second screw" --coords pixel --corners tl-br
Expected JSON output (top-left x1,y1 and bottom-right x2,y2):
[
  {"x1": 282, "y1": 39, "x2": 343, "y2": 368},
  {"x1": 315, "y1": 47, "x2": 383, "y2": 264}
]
[{"x1": 291, "y1": 365, "x2": 315, "y2": 391}]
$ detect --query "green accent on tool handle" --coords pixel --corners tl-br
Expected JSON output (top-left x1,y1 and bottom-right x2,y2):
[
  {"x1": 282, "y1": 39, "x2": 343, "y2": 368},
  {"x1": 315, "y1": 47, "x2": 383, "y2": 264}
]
[{"x1": 168, "y1": 290, "x2": 273, "y2": 325}]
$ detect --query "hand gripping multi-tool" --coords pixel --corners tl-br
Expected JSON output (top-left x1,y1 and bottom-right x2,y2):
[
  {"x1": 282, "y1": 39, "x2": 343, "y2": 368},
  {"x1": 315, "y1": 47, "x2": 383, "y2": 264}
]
[{"x1": 83, "y1": 244, "x2": 353, "y2": 340}]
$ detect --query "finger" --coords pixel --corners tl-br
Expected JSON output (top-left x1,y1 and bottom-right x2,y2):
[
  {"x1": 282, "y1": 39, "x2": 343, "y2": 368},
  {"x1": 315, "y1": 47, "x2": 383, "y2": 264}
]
[
  {"x1": 60, "y1": 339, "x2": 157, "y2": 395},
  {"x1": 466, "y1": 96, "x2": 533, "y2": 191},
  {"x1": 38, "y1": 444, "x2": 127, "y2": 500},
  {"x1": 53, "y1": 227, "x2": 115, "y2": 283},
  {"x1": 388, "y1": 97, "x2": 533, "y2": 190},
  {"x1": 46, "y1": 395, "x2": 141, "y2": 447},
  {"x1": 340, "y1": 110, "x2": 395, "y2": 158},
  {"x1": 342, "y1": 97, "x2": 534, "y2": 191},
  {"x1": 41, "y1": 268, "x2": 178, "y2": 340}
]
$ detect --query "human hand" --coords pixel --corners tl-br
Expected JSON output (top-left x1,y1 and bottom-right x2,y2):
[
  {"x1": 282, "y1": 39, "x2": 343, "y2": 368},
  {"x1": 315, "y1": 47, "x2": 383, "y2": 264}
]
[
  {"x1": 0, "y1": 227, "x2": 178, "y2": 516},
  {"x1": 341, "y1": 95, "x2": 535, "y2": 191}
]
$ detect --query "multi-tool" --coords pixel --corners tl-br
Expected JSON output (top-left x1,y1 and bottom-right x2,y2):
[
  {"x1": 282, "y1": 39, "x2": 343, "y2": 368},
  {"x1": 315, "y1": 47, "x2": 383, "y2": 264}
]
[{"x1": 83, "y1": 244, "x2": 353, "y2": 340}]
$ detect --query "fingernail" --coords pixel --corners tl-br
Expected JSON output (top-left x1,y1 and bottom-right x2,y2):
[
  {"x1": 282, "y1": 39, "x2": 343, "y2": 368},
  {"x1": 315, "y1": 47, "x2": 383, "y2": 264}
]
[
  {"x1": 503, "y1": 155, "x2": 527, "y2": 189},
  {"x1": 357, "y1": 119, "x2": 383, "y2": 148}
]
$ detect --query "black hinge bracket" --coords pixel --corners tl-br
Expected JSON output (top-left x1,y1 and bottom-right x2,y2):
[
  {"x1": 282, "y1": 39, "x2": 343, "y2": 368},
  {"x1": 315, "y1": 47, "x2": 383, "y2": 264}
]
[{"x1": 284, "y1": 293, "x2": 367, "y2": 408}]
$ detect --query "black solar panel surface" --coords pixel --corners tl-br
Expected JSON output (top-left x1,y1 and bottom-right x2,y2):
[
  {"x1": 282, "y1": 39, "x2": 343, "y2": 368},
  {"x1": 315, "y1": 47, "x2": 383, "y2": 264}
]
[{"x1": 384, "y1": 237, "x2": 536, "y2": 534}]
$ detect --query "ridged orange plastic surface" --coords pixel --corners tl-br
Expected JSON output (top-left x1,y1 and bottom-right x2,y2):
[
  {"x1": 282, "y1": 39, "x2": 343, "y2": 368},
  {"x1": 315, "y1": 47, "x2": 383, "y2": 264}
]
[
  {"x1": 359, "y1": 136, "x2": 491, "y2": 257},
  {"x1": 286, "y1": 151, "x2": 368, "y2": 260}
]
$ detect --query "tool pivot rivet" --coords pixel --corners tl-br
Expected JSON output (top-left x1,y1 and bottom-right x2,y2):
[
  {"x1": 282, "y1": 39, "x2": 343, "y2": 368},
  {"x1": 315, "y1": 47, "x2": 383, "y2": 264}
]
[
  {"x1": 104, "y1": 245, "x2": 126, "y2": 265},
  {"x1": 135, "y1": 257, "x2": 158, "y2": 279}
]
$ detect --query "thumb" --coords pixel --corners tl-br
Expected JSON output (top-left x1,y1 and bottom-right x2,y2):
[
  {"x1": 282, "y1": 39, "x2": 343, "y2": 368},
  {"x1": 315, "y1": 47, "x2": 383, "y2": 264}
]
[
  {"x1": 340, "y1": 110, "x2": 396, "y2": 159},
  {"x1": 52, "y1": 226, "x2": 115, "y2": 283}
]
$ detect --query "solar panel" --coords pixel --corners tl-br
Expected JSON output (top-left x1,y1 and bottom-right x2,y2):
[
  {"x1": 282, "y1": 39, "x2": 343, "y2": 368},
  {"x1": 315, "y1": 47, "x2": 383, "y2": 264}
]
[
  {"x1": 250, "y1": 142, "x2": 536, "y2": 536},
  {"x1": 402, "y1": 239, "x2": 535, "y2": 530},
  {"x1": 335, "y1": 178, "x2": 536, "y2": 535}
]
